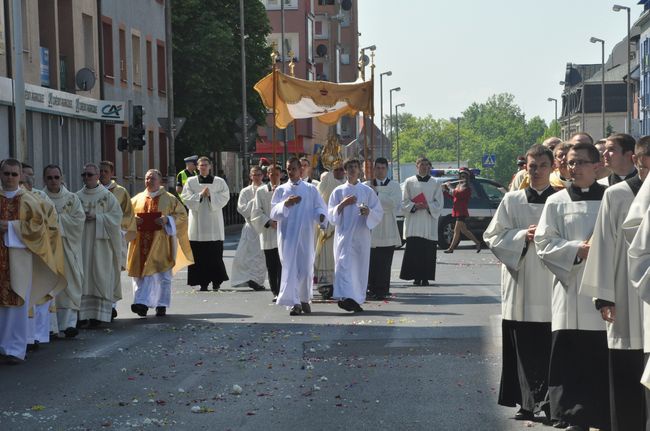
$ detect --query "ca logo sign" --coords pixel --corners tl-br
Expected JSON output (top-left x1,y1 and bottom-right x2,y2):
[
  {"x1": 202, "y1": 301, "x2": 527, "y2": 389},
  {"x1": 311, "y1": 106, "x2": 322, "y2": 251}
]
[{"x1": 101, "y1": 104, "x2": 123, "y2": 119}]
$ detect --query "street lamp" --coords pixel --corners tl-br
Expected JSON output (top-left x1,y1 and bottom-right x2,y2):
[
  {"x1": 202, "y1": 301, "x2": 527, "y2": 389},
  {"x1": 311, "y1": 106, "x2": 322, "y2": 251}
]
[
  {"x1": 389, "y1": 86, "x2": 401, "y2": 177},
  {"x1": 395, "y1": 103, "x2": 406, "y2": 182},
  {"x1": 359, "y1": 45, "x2": 376, "y2": 80},
  {"x1": 590, "y1": 37, "x2": 606, "y2": 138},
  {"x1": 379, "y1": 71, "x2": 392, "y2": 159},
  {"x1": 547, "y1": 97, "x2": 558, "y2": 136},
  {"x1": 559, "y1": 81, "x2": 569, "y2": 139},
  {"x1": 613, "y1": 4, "x2": 631, "y2": 133}
]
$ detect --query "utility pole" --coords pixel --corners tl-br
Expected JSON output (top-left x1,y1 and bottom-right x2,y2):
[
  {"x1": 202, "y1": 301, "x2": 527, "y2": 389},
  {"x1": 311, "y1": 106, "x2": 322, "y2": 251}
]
[
  {"x1": 165, "y1": 0, "x2": 175, "y2": 186},
  {"x1": 240, "y1": 0, "x2": 249, "y2": 188},
  {"x1": 11, "y1": 0, "x2": 26, "y2": 161}
]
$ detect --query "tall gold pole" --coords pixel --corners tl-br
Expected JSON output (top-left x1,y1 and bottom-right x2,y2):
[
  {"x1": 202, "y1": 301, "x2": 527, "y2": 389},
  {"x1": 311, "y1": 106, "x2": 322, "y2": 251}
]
[
  {"x1": 288, "y1": 51, "x2": 299, "y2": 157},
  {"x1": 368, "y1": 51, "x2": 376, "y2": 180},
  {"x1": 271, "y1": 44, "x2": 278, "y2": 165}
]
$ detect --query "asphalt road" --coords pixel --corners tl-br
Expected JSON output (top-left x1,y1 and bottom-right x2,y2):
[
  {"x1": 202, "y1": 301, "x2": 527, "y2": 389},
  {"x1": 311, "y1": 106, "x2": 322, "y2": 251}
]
[{"x1": 0, "y1": 231, "x2": 558, "y2": 431}]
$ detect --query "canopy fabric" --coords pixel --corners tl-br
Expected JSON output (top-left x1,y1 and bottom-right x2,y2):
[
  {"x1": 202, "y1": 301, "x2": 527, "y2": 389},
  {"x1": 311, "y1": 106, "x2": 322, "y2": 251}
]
[{"x1": 254, "y1": 70, "x2": 373, "y2": 129}]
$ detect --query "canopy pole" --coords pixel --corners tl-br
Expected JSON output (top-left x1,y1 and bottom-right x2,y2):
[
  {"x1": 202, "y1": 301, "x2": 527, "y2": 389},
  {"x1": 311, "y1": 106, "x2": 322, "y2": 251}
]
[
  {"x1": 271, "y1": 46, "x2": 278, "y2": 165},
  {"x1": 368, "y1": 52, "x2": 376, "y2": 180}
]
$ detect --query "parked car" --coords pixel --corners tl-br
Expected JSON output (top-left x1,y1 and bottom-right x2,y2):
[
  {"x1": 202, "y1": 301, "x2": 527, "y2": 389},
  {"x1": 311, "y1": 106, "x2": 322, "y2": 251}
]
[{"x1": 396, "y1": 170, "x2": 507, "y2": 250}]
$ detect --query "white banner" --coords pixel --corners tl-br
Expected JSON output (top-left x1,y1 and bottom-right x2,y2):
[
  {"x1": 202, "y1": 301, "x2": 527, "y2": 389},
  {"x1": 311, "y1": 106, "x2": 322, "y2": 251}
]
[{"x1": 0, "y1": 76, "x2": 125, "y2": 123}]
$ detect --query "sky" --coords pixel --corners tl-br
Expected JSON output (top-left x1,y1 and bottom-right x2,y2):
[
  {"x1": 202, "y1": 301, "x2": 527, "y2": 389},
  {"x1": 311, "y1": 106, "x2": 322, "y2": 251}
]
[{"x1": 358, "y1": 0, "x2": 644, "y2": 125}]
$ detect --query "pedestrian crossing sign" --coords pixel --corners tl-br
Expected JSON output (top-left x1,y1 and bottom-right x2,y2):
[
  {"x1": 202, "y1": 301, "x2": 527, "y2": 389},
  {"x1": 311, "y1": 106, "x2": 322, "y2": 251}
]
[{"x1": 482, "y1": 153, "x2": 496, "y2": 168}]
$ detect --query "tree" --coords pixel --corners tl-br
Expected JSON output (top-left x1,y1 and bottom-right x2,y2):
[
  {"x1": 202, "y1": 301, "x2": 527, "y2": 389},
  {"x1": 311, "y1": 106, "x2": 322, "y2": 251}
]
[{"x1": 172, "y1": 0, "x2": 271, "y2": 168}]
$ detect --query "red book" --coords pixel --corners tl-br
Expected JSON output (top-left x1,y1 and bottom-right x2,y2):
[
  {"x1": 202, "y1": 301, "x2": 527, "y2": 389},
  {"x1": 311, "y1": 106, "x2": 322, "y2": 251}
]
[
  {"x1": 411, "y1": 193, "x2": 427, "y2": 204},
  {"x1": 137, "y1": 212, "x2": 162, "y2": 232}
]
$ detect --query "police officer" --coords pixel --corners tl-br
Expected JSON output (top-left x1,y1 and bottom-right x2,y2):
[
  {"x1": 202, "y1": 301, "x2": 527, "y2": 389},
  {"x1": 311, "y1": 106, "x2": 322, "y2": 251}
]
[{"x1": 176, "y1": 155, "x2": 198, "y2": 196}]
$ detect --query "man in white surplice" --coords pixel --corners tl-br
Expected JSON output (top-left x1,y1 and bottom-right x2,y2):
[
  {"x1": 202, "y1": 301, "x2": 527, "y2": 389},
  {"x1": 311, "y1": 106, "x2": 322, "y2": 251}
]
[
  {"x1": 483, "y1": 144, "x2": 556, "y2": 420},
  {"x1": 534, "y1": 143, "x2": 610, "y2": 430},
  {"x1": 328, "y1": 158, "x2": 383, "y2": 312},
  {"x1": 270, "y1": 157, "x2": 327, "y2": 316},
  {"x1": 579, "y1": 136, "x2": 649, "y2": 430},
  {"x1": 44, "y1": 164, "x2": 85, "y2": 338},
  {"x1": 231, "y1": 166, "x2": 267, "y2": 291}
]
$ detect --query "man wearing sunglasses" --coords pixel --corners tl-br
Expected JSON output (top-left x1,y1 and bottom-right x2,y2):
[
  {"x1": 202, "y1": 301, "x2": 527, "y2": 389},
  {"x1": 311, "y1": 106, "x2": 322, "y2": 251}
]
[
  {"x1": 0, "y1": 159, "x2": 65, "y2": 364},
  {"x1": 76, "y1": 163, "x2": 123, "y2": 328},
  {"x1": 44, "y1": 165, "x2": 85, "y2": 338},
  {"x1": 535, "y1": 143, "x2": 609, "y2": 431}
]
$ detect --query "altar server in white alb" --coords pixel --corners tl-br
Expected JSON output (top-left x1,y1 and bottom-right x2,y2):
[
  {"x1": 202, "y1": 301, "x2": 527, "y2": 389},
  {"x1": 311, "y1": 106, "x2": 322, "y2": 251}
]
[
  {"x1": 251, "y1": 164, "x2": 283, "y2": 301},
  {"x1": 364, "y1": 157, "x2": 401, "y2": 301},
  {"x1": 580, "y1": 136, "x2": 649, "y2": 431},
  {"x1": 597, "y1": 133, "x2": 638, "y2": 187},
  {"x1": 128, "y1": 170, "x2": 193, "y2": 317},
  {"x1": 483, "y1": 144, "x2": 556, "y2": 422},
  {"x1": 270, "y1": 157, "x2": 327, "y2": 316},
  {"x1": 77, "y1": 163, "x2": 123, "y2": 327},
  {"x1": 399, "y1": 156, "x2": 443, "y2": 286},
  {"x1": 328, "y1": 158, "x2": 383, "y2": 312},
  {"x1": 230, "y1": 166, "x2": 267, "y2": 291},
  {"x1": 43, "y1": 164, "x2": 85, "y2": 338},
  {"x1": 534, "y1": 142, "x2": 610, "y2": 431},
  {"x1": 181, "y1": 156, "x2": 230, "y2": 292}
]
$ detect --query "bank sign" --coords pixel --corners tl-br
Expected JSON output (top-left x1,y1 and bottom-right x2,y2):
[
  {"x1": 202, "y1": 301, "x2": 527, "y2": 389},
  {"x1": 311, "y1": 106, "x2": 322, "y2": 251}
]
[{"x1": 0, "y1": 76, "x2": 125, "y2": 123}]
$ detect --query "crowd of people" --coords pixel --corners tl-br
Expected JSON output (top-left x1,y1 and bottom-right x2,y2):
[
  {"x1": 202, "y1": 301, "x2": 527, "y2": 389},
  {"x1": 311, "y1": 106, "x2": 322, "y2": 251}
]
[
  {"x1": 0, "y1": 152, "x2": 445, "y2": 365},
  {"x1": 486, "y1": 132, "x2": 650, "y2": 431}
]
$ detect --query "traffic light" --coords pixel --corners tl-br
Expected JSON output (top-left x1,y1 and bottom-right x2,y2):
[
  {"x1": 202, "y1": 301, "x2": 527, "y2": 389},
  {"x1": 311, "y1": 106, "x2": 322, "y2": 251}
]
[
  {"x1": 117, "y1": 137, "x2": 129, "y2": 152},
  {"x1": 130, "y1": 105, "x2": 146, "y2": 150}
]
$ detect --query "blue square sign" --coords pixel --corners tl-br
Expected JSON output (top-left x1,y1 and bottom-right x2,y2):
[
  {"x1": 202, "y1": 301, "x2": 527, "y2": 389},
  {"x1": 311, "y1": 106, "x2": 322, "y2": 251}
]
[{"x1": 482, "y1": 153, "x2": 496, "y2": 168}]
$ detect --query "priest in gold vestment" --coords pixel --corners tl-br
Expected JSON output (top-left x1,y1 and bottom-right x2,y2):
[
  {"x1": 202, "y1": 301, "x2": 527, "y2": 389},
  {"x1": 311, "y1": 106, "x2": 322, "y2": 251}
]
[
  {"x1": 0, "y1": 159, "x2": 65, "y2": 363},
  {"x1": 128, "y1": 170, "x2": 192, "y2": 317},
  {"x1": 76, "y1": 163, "x2": 123, "y2": 326}
]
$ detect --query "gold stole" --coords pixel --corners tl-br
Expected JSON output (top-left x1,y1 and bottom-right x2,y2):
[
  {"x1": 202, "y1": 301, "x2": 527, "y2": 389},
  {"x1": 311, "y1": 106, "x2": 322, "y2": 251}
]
[{"x1": 0, "y1": 195, "x2": 23, "y2": 306}]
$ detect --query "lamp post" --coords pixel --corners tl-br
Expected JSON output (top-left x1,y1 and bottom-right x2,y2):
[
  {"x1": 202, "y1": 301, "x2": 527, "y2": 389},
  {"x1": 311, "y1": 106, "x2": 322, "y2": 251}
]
[
  {"x1": 389, "y1": 86, "x2": 401, "y2": 176},
  {"x1": 395, "y1": 103, "x2": 405, "y2": 182},
  {"x1": 559, "y1": 80, "x2": 570, "y2": 139},
  {"x1": 379, "y1": 71, "x2": 392, "y2": 158},
  {"x1": 547, "y1": 97, "x2": 558, "y2": 136},
  {"x1": 613, "y1": 4, "x2": 631, "y2": 133},
  {"x1": 590, "y1": 37, "x2": 606, "y2": 138},
  {"x1": 358, "y1": 44, "x2": 376, "y2": 81}
]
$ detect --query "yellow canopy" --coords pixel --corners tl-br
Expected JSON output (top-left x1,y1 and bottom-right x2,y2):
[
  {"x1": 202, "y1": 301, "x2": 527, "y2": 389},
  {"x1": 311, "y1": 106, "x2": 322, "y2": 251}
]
[{"x1": 254, "y1": 70, "x2": 373, "y2": 129}]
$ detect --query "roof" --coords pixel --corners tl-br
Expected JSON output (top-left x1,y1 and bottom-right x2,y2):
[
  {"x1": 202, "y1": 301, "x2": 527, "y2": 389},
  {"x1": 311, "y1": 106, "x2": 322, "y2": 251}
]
[{"x1": 584, "y1": 62, "x2": 628, "y2": 83}]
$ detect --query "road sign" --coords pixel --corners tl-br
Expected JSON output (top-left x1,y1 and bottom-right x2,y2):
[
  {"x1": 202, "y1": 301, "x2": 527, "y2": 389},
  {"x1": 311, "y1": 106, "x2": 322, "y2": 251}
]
[
  {"x1": 235, "y1": 112, "x2": 256, "y2": 130},
  {"x1": 482, "y1": 153, "x2": 496, "y2": 168},
  {"x1": 157, "y1": 117, "x2": 186, "y2": 138}
]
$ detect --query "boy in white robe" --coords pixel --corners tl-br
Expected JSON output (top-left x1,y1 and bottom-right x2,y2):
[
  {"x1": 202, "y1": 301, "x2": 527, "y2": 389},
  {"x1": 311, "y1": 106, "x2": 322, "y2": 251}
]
[
  {"x1": 231, "y1": 166, "x2": 267, "y2": 291},
  {"x1": 270, "y1": 157, "x2": 327, "y2": 316},
  {"x1": 580, "y1": 137, "x2": 649, "y2": 431},
  {"x1": 534, "y1": 143, "x2": 610, "y2": 431},
  {"x1": 483, "y1": 144, "x2": 556, "y2": 421},
  {"x1": 597, "y1": 133, "x2": 637, "y2": 187},
  {"x1": 328, "y1": 158, "x2": 383, "y2": 312}
]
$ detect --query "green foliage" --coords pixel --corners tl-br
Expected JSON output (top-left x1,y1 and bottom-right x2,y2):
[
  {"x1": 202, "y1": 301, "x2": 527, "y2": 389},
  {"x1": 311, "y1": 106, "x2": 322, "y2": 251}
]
[
  {"x1": 393, "y1": 93, "x2": 549, "y2": 185},
  {"x1": 172, "y1": 0, "x2": 271, "y2": 168}
]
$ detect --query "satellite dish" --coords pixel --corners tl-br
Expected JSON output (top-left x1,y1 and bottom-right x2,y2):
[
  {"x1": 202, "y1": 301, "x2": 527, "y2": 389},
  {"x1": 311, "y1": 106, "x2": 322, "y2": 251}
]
[
  {"x1": 341, "y1": 0, "x2": 352, "y2": 11},
  {"x1": 75, "y1": 67, "x2": 96, "y2": 91},
  {"x1": 316, "y1": 44, "x2": 328, "y2": 57},
  {"x1": 360, "y1": 54, "x2": 370, "y2": 66}
]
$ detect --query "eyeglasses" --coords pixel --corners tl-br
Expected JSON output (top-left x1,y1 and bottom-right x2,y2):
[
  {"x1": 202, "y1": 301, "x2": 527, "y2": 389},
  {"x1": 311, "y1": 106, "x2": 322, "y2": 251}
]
[
  {"x1": 81, "y1": 172, "x2": 96, "y2": 178},
  {"x1": 2, "y1": 172, "x2": 19, "y2": 177},
  {"x1": 46, "y1": 175, "x2": 61, "y2": 180},
  {"x1": 567, "y1": 160, "x2": 596, "y2": 168}
]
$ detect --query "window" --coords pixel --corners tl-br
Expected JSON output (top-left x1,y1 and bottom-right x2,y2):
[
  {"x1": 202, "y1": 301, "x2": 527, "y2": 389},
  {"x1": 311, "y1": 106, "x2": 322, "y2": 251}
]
[
  {"x1": 156, "y1": 39, "x2": 166, "y2": 94},
  {"x1": 132, "y1": 32, "x2": 141, "y2": 86},
  {"x1": 318, "y1": 0, "x2": 335, "y2": 4},
  {"x1": 82, "y1": 14, "x2": 94, "y2": 69},
  {"x1": 314, "y1": 16, "x2": 328, "y2": 39},
  {"x1": 103, "y1": 124, "x2": 116, "y2": 163},
  {"x1": 159, "y1": 130, "x2": 168, "y2": 176},
  {"x1": 263, "y1": 0, "x2": 297, "y2": 10},
  {"x1": 101, "y1": 17, "x2": 114, "y2": 82},
  {"x1": 119, "y1": 27, "x2": 127, "y2": 84},
  {"x1": 146, "y1": 38, "x2": 153, "y2": 91}
]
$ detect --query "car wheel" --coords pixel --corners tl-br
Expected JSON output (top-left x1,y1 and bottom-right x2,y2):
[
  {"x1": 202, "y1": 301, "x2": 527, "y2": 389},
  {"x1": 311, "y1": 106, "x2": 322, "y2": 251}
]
[{"x1": 437, "y1": 217, "x2": 454, "y2": 250}]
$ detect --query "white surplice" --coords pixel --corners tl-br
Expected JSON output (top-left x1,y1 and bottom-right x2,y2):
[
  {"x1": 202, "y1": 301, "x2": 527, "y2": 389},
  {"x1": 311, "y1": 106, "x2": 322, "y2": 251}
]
[
  {"x1": 483, "y1": 189, "x2": 554, "y2": 322},
  {"x1": 270, "y1": 180, "x2": 327, "y2": 307},
  {"x1": 401, "y1": 176, "x2": 443, "y2": 241},
  {"x1": 534, "y1": 187, "x2": 605, "y2": 331},
  {"x1": 251, "y1": 184, "x2": 278, "y2": 250},
  {"x1": 328, "y1": 181, "x2": 383, "y2": 304},
  {"x1": 580, "y1": 179, "x2": 644, "y2": 349},
  {"x1": 364, "y1": 178, "x2": 402, "y2": 248},
  {"x1": 231, "y1": 184, "x2": 267, "y2": 286},
  {"x1": 315, "y1": 172, "x2": 345, "y2": 284},
  {"x1": 181, "y1": 175, "x2": 230, "y2": 241}
]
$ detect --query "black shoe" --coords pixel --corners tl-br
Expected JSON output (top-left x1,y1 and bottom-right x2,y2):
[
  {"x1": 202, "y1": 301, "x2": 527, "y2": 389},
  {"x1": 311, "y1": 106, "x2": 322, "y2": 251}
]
[
  {"x1": 366, "y1": 292, "x2": 379, "y2": 301},
  {"x1": 199, "y1": 285, "x2": 208, "y2": 292},
  {"x1": 89, "y1": 319, "x2": 102, "y2": 328},
  {"x1": 514, "y1": 408, "x2": 534, "y2": 421},
  {"x1": 131, "y1": 303, "x2": 148, "y2": 317},
  {"x1": 5, "y1": 355, "x2": 24, "y2": 365},
  {"x1": 301, "y1": 302, "x2": 312, "y2": 314},
  {"x1": 26, "y1": 342, "x2": 39, "y2": 352},
  {"x1": 248, "y1": 280, "x2": 266, "y2": 291},
  {"x1": 272, "y1": 296, "x2": 278, "y2": 303},
  {"x1": 155, "y1": 307, "x2": 167, "y2": 317},
  {"x1": 421, "y1": 280, "x2": 430, "y2": 286},
  {"x1": 338, "y1": 298, "x2": 362, "y2": 312},
  {"x1": 289, "y1": 305, "x2": 302, "y2": 316},
  {"x1": 413, "y1": 280, "x2": 421, "y2": 286},
  {"x1": 318, "y1": 285, "x2": 333, "y2": 300},
  {"x1": 552, "y1": 421, "x2": 569, "y2": 429},
  {"x1": 564, "y1": 426, "x2": 585, "y2": 431},
  {"x1": 111, "y1": 308, "x2": 118, "y2": 321},
  {"x1": 212, "y1": 283, "x2": 221, "y2": 291},
  {"x1": 63, "y1": 327, "x2": 79, "y2": 338},
  {"x1": 77, "y1": 319, "x2": 89, "y2": 329}
]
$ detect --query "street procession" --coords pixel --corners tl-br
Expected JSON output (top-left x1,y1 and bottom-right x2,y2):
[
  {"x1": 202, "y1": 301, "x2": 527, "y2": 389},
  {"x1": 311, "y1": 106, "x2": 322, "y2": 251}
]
[{"x1": 2, "y1": 1, "x2": 650, "y2": 430}]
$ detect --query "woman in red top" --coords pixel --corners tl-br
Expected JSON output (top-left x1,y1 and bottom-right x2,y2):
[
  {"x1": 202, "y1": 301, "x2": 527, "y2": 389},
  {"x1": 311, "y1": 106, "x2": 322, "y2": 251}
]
[{"x1": 442, "y1": 169, "x2": 481, "y2": 253}]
